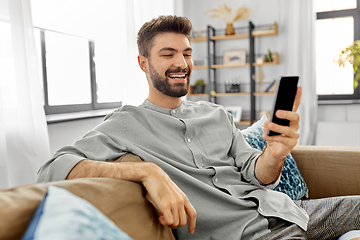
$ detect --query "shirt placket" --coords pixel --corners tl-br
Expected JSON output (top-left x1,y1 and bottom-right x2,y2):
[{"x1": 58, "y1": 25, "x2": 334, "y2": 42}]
[{"x1": 181, "y1": 119, "x2": 205, "y2": 169}]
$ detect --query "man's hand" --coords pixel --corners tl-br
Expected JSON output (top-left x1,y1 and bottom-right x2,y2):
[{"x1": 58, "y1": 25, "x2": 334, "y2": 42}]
[
  {"x1": 141, "y1": 163, "x2": 196, "y2": 234},
  {"x1": 67, "y1": 159, "x2": 196, "y2": 234},
  {"x1": 256, "y1": 87, "x2": 302, "y2": 185}
]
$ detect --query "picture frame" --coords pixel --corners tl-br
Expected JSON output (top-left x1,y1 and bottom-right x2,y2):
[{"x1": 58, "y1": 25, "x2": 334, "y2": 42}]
[
  {"x1": 223, "y1": 49, "x2": 246, "y2": 65},
  {"x1": 224, "y1": 106, "x2": 242, "y2": 122}
]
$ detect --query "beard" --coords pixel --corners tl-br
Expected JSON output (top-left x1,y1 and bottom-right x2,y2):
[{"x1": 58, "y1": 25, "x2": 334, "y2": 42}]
[{"x1": 148, "y1": 61, "x2": 190, "y2": 98}]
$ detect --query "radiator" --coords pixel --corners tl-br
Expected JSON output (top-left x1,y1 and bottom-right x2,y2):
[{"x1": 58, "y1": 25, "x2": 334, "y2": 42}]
[{"x1": 316, "y1": 121, "x2": 360, "y2": 146}]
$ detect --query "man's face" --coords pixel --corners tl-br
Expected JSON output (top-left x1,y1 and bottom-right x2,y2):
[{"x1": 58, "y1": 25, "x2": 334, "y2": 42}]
[{"x1": 146, "y1": 32, "x2": 193, "y2": 98}]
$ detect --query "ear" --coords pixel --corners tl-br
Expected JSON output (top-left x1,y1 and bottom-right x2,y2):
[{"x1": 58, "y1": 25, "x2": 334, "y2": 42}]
[{"x1": 138, "y1": 55, "x2": 149, "y2": 74}]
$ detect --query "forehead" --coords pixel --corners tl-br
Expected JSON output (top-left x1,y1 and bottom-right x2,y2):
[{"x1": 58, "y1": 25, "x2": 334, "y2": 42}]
[{"x1": 151, "y1": 32, "x2": 191, "y2": 53}]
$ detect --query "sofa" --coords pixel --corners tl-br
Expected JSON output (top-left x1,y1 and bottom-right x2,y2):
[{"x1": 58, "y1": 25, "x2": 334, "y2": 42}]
[{"x1": 0, "y1": 145, "x2": 359, "y2": 240}]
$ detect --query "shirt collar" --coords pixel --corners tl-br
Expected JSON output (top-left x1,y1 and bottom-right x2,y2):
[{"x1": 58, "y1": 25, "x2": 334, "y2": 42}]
[{"x1": 141, "y1": 99, "x2": 184, "y2": 115}]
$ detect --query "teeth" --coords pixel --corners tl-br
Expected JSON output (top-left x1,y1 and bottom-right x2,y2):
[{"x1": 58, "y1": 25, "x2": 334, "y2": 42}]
[{"x1": 170, "y1": 74, "x2": 185, "y2": 78}]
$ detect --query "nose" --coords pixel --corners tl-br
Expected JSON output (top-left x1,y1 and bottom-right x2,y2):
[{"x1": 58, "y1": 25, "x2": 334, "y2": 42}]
[{"x1": 173, "y1": 54, "x2": 188, "y2": 69}]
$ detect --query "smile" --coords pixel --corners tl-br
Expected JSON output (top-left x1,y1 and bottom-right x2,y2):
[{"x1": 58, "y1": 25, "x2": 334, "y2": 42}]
[{"x1": 169, "y1": 74, "x2": 186, "y2": 78}]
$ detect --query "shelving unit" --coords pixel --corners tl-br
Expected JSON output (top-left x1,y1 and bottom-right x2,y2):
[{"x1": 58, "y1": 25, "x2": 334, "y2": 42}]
[
  {"x1": 190, "y1": 22, "x2": 277, "y2": 42},
  {"x1": 190, "y1": 22, "x2": 279, "y2": 125},
  {"x1": 192, "y1": 52, "x2": 279, "y2": 70}
]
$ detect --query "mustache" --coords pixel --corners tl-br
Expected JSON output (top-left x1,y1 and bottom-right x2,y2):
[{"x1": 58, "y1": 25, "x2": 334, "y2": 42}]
[{"x1": 165, "y1": 67, "x2": 189, "y2": 76}]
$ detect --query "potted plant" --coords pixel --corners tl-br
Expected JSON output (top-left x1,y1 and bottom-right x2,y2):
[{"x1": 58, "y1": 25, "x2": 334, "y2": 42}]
[
  {"x1": 336, "y1": 40, "x2": 360, "y2": 88},
  {"x1": 193, "y1": 79, "x2": 205, "y2": 94},
  {"x1": 264, "y1": 49, "x2": 273, "y2": 62},
  {"x1": 205, "y1": 4, "x2": 251, "y2": 35}
]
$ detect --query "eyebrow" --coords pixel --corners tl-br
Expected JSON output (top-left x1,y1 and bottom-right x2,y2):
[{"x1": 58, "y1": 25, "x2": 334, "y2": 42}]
[{"x1": 158, "y1": 47, "x2": 192, "y2": 53}]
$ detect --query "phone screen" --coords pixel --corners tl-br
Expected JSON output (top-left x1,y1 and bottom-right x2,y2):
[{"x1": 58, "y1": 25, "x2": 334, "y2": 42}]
[{"x1": 268, "y1": 76, "x2": 299, "y2": 136}]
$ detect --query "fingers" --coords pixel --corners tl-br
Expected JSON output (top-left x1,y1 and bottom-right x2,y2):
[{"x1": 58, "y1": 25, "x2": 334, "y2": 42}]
[
  {"x1": 142, "y1": 164, "x2": 196, "y2": 234},
  {"x1": 158, "y1": 192, "x2": 196, "y2": 233},
  {"x1": 263, "y1": 110, "x2": 299, "y2": 141},
  {"x1": 185, "y1": 200, "x2": 197, "y2": 234}
]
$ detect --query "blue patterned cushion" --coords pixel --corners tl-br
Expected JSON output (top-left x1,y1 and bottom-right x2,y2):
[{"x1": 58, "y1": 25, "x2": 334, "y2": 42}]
[
  {"x1": 241, "y1": 115, "x2": 308, "y2": 200},
  {"x1": 22, "y1": 186, "x2": 132, "y2": 240}
]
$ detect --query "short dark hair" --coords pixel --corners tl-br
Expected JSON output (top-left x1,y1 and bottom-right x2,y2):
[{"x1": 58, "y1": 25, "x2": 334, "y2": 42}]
[{"x1": 137, "y1": 15, "x2": 192, "y2": 58}]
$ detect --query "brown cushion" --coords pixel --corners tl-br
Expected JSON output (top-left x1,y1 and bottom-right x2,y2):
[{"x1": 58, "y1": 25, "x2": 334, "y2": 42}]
[{"x1": 0, "y1": 159, "x2": 175, "y2": 240}]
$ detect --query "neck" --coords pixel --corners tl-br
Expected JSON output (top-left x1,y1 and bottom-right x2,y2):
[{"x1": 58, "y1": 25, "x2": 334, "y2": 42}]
[{"x1": 147, "y1": 91, "x2": 182, "y2": 109}]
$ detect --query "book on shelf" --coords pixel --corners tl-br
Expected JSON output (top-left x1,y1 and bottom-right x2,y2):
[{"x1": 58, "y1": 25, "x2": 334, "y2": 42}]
[{"x1": 265, "y1": 79, "x2": 276, "y2": 92}]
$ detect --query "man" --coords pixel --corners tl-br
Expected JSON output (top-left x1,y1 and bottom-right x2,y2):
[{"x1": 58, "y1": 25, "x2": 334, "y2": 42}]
[{"x1": 37, "y1": 16, "x2": 359, "y2": 239}]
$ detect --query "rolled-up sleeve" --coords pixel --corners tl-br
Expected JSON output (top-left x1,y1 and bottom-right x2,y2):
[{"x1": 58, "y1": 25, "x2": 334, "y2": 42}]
[
  {"x1": 229, "y1": 121, "x2": 279, "y2": 189},
  {"x1": 36, "y1": 154, "x2": 85, "y2": 183}
]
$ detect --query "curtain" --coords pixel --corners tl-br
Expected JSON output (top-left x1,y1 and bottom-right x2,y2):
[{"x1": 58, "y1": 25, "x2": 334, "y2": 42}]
[
  {"x1": 0, "y1": 0, "x2": 51, "y2": 189},
  {"x1": 278, "y1": 0, "x2": 318, "y2": 145},
  {"x1": 121, "y1": 0, "x2": 177, "y2": 106}
]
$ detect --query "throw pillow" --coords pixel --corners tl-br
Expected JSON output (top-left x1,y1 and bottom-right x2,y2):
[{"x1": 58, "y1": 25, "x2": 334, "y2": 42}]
[
  {"x1": 241, "y1": 115, "x2": 308, "y2": 200},
  {"x1": 22, "y1": 186, "x2": 132, "y2": 240}
]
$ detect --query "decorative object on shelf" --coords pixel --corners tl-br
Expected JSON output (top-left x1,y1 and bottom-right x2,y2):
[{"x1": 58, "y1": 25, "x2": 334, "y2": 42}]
[
  {"x1": 193, "y1": 79, "x2": 205, "y2": 94},
  {"x1": 256, "y1": 67, "x2": 265, "y2": 92},
  {"x1": 264, "y1": 49, "x2": 273, "y2": 62},
  {"x1": 193, "y1": 58, "x2": 206, "y2": 66},
  {"x1": 335, "y1": 40, "x2": 360, "y2": 88},
  {"x1": 256, "y1": 57, "x2": 264, "y2": 65},
  {"x1": 224, "y1": 106, "x2": 242, "y2": 122},
  {"x1": 205, "y1": 4, "x2": 251, "y2": 36},
  {"x1": 265, "y1": 79, "x2": 276, "y2": 92},
  {"x1": 223, "y1": 49, "x2": 246, "y2": 65},
  {"x1": 191, "y1": 30, "x2": 207, "y2": 42},
  {"x1": 225, "y1": 81, "x2": 241, "y2": 93}
]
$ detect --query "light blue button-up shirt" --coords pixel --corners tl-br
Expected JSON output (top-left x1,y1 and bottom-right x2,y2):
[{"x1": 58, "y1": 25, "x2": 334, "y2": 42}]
[{"x1": 37, "y1": 100, "x2": 309, "y2": 240}]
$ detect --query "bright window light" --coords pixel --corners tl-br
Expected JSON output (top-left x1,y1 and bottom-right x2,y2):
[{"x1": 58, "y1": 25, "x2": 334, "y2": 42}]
[
  {"x1": 315, "y1": 17, "x2": 354, "y2": 95},
  {"x1": 316, "y1": 0, "x2": 357, "y2": 12},
  {"x1": 45, "y1": 31, "x2": 92, "y2": 106}
]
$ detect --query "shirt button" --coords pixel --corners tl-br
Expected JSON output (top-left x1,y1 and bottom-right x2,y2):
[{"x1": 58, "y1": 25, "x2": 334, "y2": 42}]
[
  {"x1": 187, "y1": 138, "x2": 191, "y2": 143},
  {"x1": 214, "y1": 178, "x2": 218, "y2": 182},
  {"x1": 172, "y1": 110, "x2": 176, "y2": 114}
]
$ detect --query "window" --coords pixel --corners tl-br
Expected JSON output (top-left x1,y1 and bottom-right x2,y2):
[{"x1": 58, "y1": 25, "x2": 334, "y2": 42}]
[
  {"x1": 34, "y1": 28, "x2": 122, "y2": 114},
  {"x1": 316, "y1": 0, "x2": 360, "y2": 101}
]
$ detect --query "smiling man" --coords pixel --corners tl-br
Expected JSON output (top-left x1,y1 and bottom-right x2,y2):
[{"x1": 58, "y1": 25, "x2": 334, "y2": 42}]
[
  {"x1": 138, "y1": 24, "x2": 193, "y2": 107},
  {"x1": 37, "y1": 16, "x2": 360, "y2": 240}
]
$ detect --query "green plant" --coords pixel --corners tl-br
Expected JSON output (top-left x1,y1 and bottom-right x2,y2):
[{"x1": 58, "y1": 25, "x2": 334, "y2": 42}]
[
  {"x1": 194, "y1": 79, "x2": 205, "y2": 86},
  {"x1": 264, "y1": 50, "x2": 273, "y2": 62},
  {"x1": 268, "y1": 49, "x2": 273, "y2": 61},
  {"x1": 336, "y1": 40, "x2": 360, "y2": 88}
]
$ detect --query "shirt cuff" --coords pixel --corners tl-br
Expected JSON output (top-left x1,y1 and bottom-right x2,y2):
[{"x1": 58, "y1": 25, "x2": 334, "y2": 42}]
[{"x1": 49, "y1": 154, "x2": 86, "y2": 181}]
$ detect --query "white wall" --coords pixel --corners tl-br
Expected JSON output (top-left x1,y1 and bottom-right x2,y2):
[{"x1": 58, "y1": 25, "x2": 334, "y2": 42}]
[
  {"x1": 316, "y1": 104, "x2": 360, "y2": 146},
  {"x1": 47, "y1": 117, "x2": 104, "y2": 155}
]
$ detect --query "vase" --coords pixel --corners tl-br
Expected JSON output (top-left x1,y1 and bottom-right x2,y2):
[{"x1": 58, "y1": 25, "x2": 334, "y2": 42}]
[
  {"x1": 193, "y1": 85, "x2": 205, "y2": 94},
  {"x1": 225, "y1": 23, "x2": 235, "y2": 35}
]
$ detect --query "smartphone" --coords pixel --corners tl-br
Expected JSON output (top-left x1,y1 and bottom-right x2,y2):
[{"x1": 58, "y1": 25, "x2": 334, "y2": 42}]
[{"x1": 267, "y1": 76, "x2": 299, "y2": 136}]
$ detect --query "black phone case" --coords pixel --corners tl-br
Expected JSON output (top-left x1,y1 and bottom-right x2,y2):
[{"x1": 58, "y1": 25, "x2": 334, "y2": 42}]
[{"x1": 268, "y1": 76, "x2": 299, "y2": 136}]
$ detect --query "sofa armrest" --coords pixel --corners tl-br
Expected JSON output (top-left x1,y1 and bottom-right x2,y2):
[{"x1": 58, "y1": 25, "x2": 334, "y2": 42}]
[
  {"x1": 291, "y1": 145, "x2": 360, "y2": 199},
  {"x1": 0, "y1": 177, "x2": 175, "y2": 240}
]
